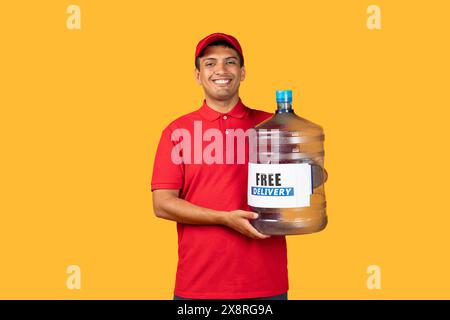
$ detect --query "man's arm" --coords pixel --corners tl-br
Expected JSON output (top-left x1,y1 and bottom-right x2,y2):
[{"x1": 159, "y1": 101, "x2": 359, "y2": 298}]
[{"x1": 152, "y1": 189, "x2": 270, "y2": 240}]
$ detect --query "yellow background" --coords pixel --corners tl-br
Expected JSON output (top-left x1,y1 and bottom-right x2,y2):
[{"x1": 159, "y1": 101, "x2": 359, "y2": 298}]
[{"x1": 1, "y1": 0, "x2": 449, "y2": 299}]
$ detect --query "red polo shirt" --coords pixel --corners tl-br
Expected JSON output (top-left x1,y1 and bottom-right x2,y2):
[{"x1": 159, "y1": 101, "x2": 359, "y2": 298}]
[{"x1": 151, "y1": 98, "x2": 288, "y2": 299}]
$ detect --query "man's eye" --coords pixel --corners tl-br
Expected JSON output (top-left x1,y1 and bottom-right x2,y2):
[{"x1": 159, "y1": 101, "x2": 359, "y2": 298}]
[
  {"x1": 206, "y1": 63, "x2": 214, "y2": 67},
  {"x1": 227, "y1": 60, "x2": 236, "y2": 64}
]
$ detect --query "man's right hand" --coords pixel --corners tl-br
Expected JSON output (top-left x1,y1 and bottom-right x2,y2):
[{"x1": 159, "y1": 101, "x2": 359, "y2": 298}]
[
  {"x1": 222, "y1": 210, "x2": 271, "y2": 240},
  {"x1": 152, "y1": 190, "x2": 270, "y2": 239}
]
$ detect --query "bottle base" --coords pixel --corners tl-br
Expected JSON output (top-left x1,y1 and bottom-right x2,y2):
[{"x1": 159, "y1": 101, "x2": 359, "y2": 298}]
[{"x1": 251, "y1": 216, "x2": 327, "y2": 236}]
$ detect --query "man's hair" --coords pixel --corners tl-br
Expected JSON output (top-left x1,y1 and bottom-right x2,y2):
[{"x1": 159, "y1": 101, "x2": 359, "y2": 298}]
[{"x1": 195, "y1": 40, "x2": 244, "y2": 70}]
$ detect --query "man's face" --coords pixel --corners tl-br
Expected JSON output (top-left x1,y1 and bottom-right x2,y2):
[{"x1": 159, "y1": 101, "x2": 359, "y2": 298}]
[{"x1": 195, "y1": 45, "x2": 245, "y2": 101}]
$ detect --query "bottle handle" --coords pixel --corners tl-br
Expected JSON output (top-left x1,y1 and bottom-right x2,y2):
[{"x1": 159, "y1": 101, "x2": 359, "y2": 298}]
[{"x1": 311, "y1": 163, "x2": 328, "y2": 189}]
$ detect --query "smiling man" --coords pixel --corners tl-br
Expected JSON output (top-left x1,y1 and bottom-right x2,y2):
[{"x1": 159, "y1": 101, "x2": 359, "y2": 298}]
[{"x1": 151, "y1": 33, "x2": 288, "y2": 300}]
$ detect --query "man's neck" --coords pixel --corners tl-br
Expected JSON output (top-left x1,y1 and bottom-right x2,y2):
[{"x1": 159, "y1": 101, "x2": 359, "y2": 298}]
[{"x1": 205, "y1": 95, "x2": 240, "y2": 114}]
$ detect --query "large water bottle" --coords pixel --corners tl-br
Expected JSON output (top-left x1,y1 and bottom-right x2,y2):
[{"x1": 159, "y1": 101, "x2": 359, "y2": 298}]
[{"x1": 248, "y1": 90, "x2": 328, "y2": 235}]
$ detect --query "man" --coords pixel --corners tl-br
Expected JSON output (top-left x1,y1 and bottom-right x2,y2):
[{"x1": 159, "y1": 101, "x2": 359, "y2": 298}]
[{"x1": 151, "y1": 33, "x2": 288, "y2": 300}]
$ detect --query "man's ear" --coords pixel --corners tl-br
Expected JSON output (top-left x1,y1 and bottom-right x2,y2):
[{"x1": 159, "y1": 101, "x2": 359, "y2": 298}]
[
  {"x1": 194, "y1": 68, "x2": 202, "y2": 85},
  {"x1": 240, "y1": 65, "x2": 246, "y2": 82}
]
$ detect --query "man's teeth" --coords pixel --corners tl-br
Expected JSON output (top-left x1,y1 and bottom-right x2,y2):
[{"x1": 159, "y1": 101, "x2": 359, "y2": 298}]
[{"x1": 213, "y1": 79, "x2": 231, "y2": 84}]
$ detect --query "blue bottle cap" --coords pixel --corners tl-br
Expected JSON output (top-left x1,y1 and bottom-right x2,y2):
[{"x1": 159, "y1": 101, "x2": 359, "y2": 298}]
[{"x1": 276, "y1": 90, "x2": 293, "y2": 103}]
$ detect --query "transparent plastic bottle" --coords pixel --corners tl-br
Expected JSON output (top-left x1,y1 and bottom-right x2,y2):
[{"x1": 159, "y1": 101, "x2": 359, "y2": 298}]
[{"x1": 248, "y1": 90, "x2": 328, "y2": 235}]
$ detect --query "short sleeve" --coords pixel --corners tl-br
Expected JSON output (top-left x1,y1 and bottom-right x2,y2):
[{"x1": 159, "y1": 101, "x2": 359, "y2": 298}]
[{"x1": 151, "y1": 128, "x2": 184, "y2": 191}]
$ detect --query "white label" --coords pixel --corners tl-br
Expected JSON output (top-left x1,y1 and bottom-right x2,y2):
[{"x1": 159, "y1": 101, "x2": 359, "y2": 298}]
[{"x1": 248, "y1": 163, "x2": 312, "y2": 208}]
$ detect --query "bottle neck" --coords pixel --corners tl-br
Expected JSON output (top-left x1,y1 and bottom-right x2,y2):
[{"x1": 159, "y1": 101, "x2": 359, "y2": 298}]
[{"x1": 276, "y1": 102, "x2": 294, "y2": 113}]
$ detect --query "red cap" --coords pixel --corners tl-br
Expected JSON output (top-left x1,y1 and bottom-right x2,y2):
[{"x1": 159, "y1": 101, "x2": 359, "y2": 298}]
[{"x1": 195, "y1": 33, "x2": 244, "y2": 65}]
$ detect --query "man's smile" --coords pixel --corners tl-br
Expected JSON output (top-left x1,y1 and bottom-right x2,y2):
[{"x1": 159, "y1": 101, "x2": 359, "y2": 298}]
[{"x1": 211, "y1": 78, "x2": 232, "y2": 87}]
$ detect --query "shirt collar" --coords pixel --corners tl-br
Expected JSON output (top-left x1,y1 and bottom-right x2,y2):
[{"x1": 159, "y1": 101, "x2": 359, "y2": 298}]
[{"x1": 198, "y1": 98, "x2": 249, "y2": 121}]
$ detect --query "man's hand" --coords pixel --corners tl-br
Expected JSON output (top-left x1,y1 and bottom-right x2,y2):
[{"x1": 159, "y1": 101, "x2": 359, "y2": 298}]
[
  {"x1": 152, "y1": 190, "x2": 270, "y2": 239},
  {"x1": 222, "y1": 210, "x2": 271, "y2": 240}
]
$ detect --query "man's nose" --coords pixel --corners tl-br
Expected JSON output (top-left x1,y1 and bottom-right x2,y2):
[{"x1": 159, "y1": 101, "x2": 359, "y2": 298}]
[{"x1": 214, "y1": 61, "x2": 227, "y2": 74}]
